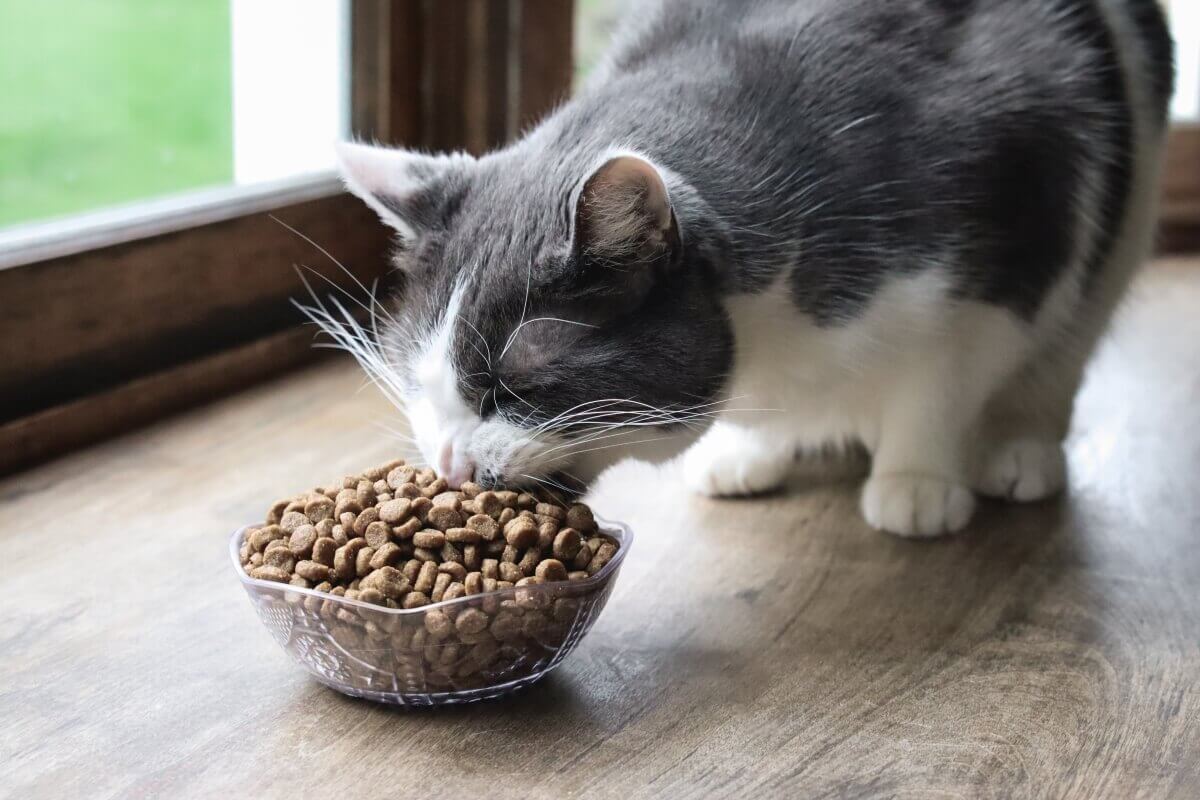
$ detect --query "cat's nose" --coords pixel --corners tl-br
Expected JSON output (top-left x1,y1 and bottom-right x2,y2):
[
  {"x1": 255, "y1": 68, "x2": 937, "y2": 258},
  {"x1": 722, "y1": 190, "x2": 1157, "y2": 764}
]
[{"x1": 437, "y1": 441, "x2": 475, "y2": 489}]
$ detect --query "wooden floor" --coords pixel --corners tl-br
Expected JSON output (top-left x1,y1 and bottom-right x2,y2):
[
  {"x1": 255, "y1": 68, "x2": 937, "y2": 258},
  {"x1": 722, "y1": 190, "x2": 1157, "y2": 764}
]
[{"x1": 3, "y1": 260, "x2": 1199, "y2": 799}]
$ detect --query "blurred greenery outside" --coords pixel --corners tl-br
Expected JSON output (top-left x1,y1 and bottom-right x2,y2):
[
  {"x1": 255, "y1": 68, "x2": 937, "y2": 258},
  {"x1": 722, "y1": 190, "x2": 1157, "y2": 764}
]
[
  {"x1": 10, "y1": 0, "x2": 1179, "y2": 232},
  {"x1": 0, "y1": 1, "x2": 232, "y2": 228}
]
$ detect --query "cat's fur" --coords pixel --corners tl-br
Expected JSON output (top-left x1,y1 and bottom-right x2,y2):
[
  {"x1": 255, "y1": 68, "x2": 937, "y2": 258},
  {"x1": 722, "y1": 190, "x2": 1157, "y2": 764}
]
[{"x1": 330, "y1": 0, "x2": 1174, "y2": 537}]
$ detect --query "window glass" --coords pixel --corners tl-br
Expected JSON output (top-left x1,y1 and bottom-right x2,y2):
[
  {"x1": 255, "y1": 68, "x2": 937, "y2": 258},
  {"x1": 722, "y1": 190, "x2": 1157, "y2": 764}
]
[{"x1": 0, "y1": 0, "x2": 347, "y2": 231}]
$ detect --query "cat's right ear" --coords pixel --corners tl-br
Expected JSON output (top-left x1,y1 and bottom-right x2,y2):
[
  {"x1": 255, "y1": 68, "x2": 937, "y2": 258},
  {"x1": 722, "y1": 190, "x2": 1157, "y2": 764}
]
[{"x1": 335, "y1": 141, "x2": 474, "y2": 241}]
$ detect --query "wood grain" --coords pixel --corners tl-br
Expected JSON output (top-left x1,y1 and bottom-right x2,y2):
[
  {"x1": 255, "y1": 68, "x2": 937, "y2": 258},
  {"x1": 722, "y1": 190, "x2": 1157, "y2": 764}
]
[
  {"x1": 2, "y1": 260, "x2": 1198, "y2": 798},
  {"x1": 0, "y1": 326, "x2": 329, "y2": 475},
  {"x1": 0, "y1": 192, "x2": 390, "y2": 421}
]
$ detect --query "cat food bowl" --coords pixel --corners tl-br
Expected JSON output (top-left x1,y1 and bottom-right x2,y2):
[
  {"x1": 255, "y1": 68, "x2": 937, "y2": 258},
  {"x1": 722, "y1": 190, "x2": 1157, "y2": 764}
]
[{"x1": 231, "y1": 518, "x2": 631, "y2": 706}]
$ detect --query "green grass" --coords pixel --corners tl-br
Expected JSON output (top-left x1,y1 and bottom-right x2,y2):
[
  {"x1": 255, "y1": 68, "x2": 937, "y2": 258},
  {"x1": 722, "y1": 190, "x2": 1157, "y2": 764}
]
[{"x1": 0, "y1": 1, "x2": 232, "y2": 228}]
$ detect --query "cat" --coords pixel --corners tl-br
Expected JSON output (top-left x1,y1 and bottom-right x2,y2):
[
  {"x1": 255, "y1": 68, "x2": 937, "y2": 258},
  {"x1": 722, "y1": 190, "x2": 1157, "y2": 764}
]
[{"x1": 323, "y1": 0, "x2": 1175, "y2": 537}]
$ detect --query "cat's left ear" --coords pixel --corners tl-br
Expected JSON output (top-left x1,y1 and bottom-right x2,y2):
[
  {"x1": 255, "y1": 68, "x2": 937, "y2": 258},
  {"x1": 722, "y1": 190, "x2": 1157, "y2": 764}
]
[
  {"x1": 571, "y1": 153, "x2": 681, "y2": 275},
  {"x1": 335, "y1": 141, "x2": 475, "y2": 241}
]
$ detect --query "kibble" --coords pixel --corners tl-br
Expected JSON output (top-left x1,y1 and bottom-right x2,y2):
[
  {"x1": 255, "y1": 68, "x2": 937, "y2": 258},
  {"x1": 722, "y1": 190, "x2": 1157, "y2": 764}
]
[{"x1": 239, "y1": 459, "x2": 621, "y2": 687}]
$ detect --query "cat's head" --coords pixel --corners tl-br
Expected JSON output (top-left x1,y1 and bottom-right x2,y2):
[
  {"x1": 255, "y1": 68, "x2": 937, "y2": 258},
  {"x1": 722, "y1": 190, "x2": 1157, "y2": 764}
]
[{"x1": 328, "y1": 141, "x2": 732, "y2": 489}]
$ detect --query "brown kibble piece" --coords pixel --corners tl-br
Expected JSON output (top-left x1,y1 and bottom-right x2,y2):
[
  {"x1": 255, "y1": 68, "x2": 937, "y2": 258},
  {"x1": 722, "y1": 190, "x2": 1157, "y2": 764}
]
[
  {"x1": 360, "y1": 566, "x2": 410, "y2": 600},
  {"x1": 413, "y1": 529, "x2": 446, "y2": 549},
  {"x1": 464, "y1": 572, "x2": 484, "y2": 594},
  {"x1": 250, "y1": 565, "x2": 290, "y2": 583},
  {"x1": 535, "y1": 502, "x2": 566, "y2": 522},
  {"x1": 402, "y1": 592, "x2": 430, "y2": 609},
  {"x1": 414, "y1": 468, "x2": 436, "y2": 487},
  {"x1": 304, "y1": 497, "x2": 335, "y2": 523},
  {"x1": 499, "y1": 562, "x2": 524, "y2": 583},
  {"x1": 356, "y1": 479, "x2": 376, "y2": 506},
  {"x1": 462, "y1": 544, "x2": 480, "y2": 571},
  {"x1": 573, "y1": 541, "x2": 593, "y2": 570},
  {"x1": 426, "y1": 505, "x2": 463, "y2": 531},
  {"x1": 413, "y1": 547, "x2": 439, "y2": 562},
  {"x1": 334, "y1": 498, "x2": 362, "y2": 518},
  {"x1": 356, "y1": 546, "x2": 376, "y2": 577},
  {"x1": 460, "y1": 481, "x2": 482, "y2": 498},
  {"x1": 446, "y1": 527, "x2": 481, "y2": 544},
  {"x1": 422, "y1": 478, "x2": 449, "y2": 498},
  {"x1": 352, "y1": 507, "x2": 380, "y2": 536},
  {"x1": 497, "y1": 508, "x2": 516, "y2": 527},
  {"x1": 378, "y1": 498, "x2": 412, "y2": 524},
  {"x1": 443, "y1": 582, "x2": 465, "y2": 603},
  {"x1": 296, "y1": 560, "x2": 333, "y2": 582},
  {"x1": 517, "y1": 492, "x2": 537, "y2": 510},
  {"x1": 587, "y1": 540, "x2": 618, "y2": 575},
  {"x1": 504, "y1": 517, "x2": 538, "y2": 549},
  {"x1": 287, "y1": 525, "x2": 317, "y2": 557},
  {"x1": 466, "y1": 514, "x2": 498, "y2": 541},
  {"x1": 567, "y1": 570, "x2": 589, "y2": 581},
  {"x1": 481, "y1": 559, "x2": 499, "y2": 580},
  {"x1": 496, "y1": 490, "x2": 518, "y2": 507},
  {"x1": 263, "y1": 547, "x2": 295, "y2": 573},
  {"x1": 401, "y1": 559, "x2": 422, "y2": 583},
  {"x1": 440, "y1": 541, "x2": 463, "y2": 565},
  {"x1": 267, "y1": 499, "x2": 289, "y2": 524},
  {"x1": 439, "y1": 561, "x2": 467, "y2": 581},
  {"x1": 566, "y1": 503, "x2": 596, "y2": 532},
  {"x1": 455, "y1": 608, "x2": 489, "y2": 635},
  {"x1": 397, "y1": 483, "x2": 422, "y2": 499},
  {"x1": 314, "y1": 518, "x2": 336, "y2": 537},
  {"x1": 387, "y1": 465, "x2": 416, "y2": 489},
  {"x1": 414, "y1": 560, "x2": 439, "y2": 594},
  {"x1": 553, "y1": 528, "x2": 582, "y2": 560},
  {"x1": 358, "y1": 588, "x2": 386, "y2": 606},
  {"x1": 393, "y1": 517, "x2": 421, "y2": 540},
  {"x1": 334, "y1": 539, "x2": 368, "y2": 580},
  {"x1": 518, "y1": 547, "x2": 541, "y2": 576},
  {"x1": 369, "y1": 542, "x2": 403, "y2": 569},
  {"x1": 431, "y1": 572, "x2": 453, "y2": 602},
  {"x1": 537, "y1": 521, "x2": 558, "y2": 551},
  {"x1": 279, "y1": 511, "x2": 309, "y2": 533},
  {"x1": 312, "y1": 537, "x2": 337, "y2": 567},
  {"x1": 535, "y1": 558, "x2": 568, "y2": 582},
  {"x1": 364, "y1": 520, "x2": 392, "y2": 548},
  {"x1": 474, "y1": 491, "x2": 503, "y2": 517},
  {"x1": 425, "y1": 609, "x2": 453, "y2": 637}
]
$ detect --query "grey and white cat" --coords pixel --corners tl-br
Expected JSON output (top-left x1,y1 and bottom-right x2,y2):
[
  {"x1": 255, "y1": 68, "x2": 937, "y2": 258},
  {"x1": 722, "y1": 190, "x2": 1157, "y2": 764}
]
[{"x1": 324, "y1": 0, "x2": 1174, "y2": 537}]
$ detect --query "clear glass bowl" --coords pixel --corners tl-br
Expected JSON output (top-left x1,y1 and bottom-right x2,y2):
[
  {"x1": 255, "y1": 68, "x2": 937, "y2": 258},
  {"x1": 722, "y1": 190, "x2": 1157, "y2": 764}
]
[{"x1": 230, "y1": 518, "x2": 632, "y2": 706}]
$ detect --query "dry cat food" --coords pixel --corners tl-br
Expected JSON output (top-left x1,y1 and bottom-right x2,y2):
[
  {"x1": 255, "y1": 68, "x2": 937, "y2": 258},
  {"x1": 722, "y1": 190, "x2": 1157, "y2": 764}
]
[{"x1": 238, "y1": 459, "x2": 621, "y2": 693}]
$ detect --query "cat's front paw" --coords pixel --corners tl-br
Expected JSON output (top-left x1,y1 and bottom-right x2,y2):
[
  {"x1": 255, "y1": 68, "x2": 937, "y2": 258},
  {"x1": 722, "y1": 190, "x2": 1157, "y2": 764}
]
[
  {"x1": 860, "y1": 474, "x2": 976, "y2": 538},
  {"x1": 682, "y1": 425, "x2": 792, "y2": 497},
  {"x1": 975, "y1": 438, "x2": 1065, "y2": 502}
]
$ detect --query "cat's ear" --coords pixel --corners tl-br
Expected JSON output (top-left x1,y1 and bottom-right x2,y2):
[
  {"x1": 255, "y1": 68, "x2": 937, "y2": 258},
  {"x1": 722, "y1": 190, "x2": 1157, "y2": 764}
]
[
  {"x1": 571, "y1": 153, "x2": 681, "y2": 272},
  {"x1": 335, "y1": 141, "x2": 474, "y2": 240}
]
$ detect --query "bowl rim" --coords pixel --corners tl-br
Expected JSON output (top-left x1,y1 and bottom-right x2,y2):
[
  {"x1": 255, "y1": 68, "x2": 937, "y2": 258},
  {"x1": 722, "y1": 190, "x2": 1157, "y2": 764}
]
[{"x1": 230, "y1": 514, "x2": 632, "y2": 616}]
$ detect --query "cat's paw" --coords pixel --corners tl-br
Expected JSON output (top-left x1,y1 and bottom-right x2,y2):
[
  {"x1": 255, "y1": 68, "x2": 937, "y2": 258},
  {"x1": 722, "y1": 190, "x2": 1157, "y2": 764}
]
[
  {"x1": 975, "y1": 437, "x2": 1065, "y2": 502},
  {"x1": 860, "y1": 474, "x2": 976, "y2": 538},
  {"x1": 682, "y1": 426, "x2": 792, "y2": 497}
]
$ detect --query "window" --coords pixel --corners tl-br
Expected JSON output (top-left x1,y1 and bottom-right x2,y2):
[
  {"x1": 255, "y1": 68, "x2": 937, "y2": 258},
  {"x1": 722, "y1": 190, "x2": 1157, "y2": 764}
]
[
  {"x1": 0, "y1": 1, "x2": 348, "y2": 233},
  {"x1": 0, "y1": 1, "x2": 575, "y2": 475},
  {"x1": 1168, "y1": 0, "x2": 1198, "y2": 120}
]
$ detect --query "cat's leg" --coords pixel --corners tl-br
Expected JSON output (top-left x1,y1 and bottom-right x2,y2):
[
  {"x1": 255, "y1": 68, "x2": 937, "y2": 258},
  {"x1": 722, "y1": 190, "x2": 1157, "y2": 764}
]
[
  {"x1": 972, "y1": 351, "x2": 1076, "y2": 502},
  {"x1": 861, "y1": 303, "x2": 1033, "y2": 537},
  {"x1": 682, "y1": 418, "x2": 797, "y2": 496}
]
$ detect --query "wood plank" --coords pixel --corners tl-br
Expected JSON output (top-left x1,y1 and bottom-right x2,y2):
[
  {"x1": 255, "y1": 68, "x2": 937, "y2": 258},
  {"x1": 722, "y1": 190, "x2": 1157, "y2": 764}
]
[
  {"x1": 0, "y1": 326, "x2": 330, "y2": 475},
  {"x1": 516, "y1": 0, "x2": 575, "y2": 133},
  {"x1": 1161, "y1": 124, "x2": 1200, "y2": 253},
  {"x1": 0, "y1": 192, "x2": 391, "y2": 422},
  {"x1": 1, "y1": 259, "x2": 1198, "y2": 797}
]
